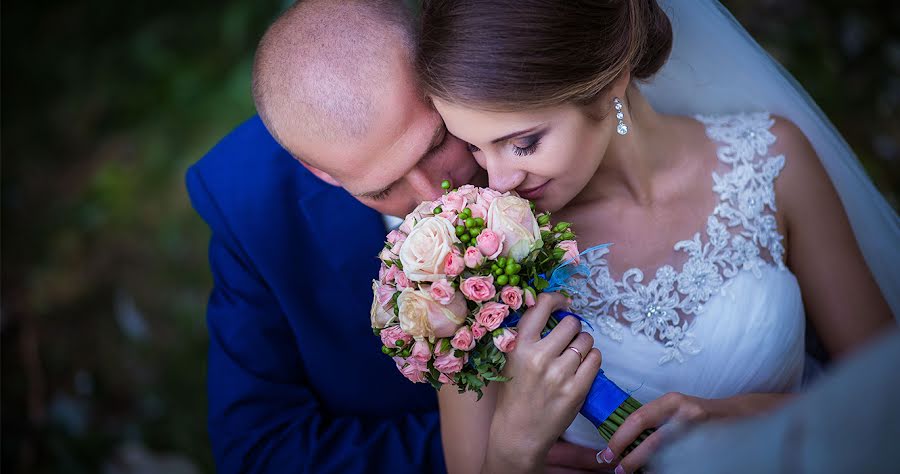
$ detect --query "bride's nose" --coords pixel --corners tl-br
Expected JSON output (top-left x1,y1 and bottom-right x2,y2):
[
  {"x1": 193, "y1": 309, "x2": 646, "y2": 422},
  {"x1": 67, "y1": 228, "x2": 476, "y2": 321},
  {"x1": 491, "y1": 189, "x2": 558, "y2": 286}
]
[{"x1": 485, "y1": 155, "x2": 526, "y2": 193}]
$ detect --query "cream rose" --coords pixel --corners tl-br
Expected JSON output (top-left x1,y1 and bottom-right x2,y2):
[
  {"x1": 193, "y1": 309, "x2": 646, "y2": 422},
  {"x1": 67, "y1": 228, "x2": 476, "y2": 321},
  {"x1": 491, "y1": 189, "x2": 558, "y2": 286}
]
[
  {"x1": 399, "y1": 201, "x2": 438, "y2": 235},
  {"x1": 487, "y1": 195, "x2": 542, "y2": 261},
  {"x1": 399, "y1": 216, "x2": 461, "y2": 282},
  {"x1": 397, "y1": 288, "x2": 467, "y2": 340}
]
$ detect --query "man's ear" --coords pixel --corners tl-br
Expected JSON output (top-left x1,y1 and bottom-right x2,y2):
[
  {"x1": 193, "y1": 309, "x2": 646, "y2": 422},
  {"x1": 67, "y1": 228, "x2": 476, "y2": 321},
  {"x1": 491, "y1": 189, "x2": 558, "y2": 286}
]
[{"x1": 298, "y1": 160, "x2": 341, "y2": 187}]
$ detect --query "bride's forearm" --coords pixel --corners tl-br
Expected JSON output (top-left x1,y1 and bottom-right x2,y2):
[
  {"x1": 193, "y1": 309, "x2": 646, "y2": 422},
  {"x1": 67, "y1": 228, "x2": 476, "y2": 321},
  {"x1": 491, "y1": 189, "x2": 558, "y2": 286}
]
[{"x1": 480, "y1": 414, "x2": 547, "y2": 474}]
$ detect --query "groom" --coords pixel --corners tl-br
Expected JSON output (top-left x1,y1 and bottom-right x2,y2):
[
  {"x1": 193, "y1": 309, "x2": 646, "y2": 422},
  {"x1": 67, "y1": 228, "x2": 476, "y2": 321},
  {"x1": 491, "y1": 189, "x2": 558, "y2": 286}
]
[{"x1": 187, "y1": 0, "x2": 607, "y2": 472}]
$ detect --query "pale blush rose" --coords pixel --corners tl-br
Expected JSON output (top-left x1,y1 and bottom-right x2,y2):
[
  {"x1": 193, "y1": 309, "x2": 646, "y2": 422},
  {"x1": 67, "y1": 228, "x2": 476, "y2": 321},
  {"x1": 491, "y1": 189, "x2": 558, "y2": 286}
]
[
  {"x1": 399, "y1": 201, "x2": 438, "y2": 234},
  {"x1": 476, "y1": 229, "x2": 504, "y2": 259},
  {"x1": 450, "y1": 326, "x2": 476, "y2": 351},
  {"x1": 468, "y1": 201, "x2": 488, "y2": 220},
  {"x1": 434, "y1": 351, "x2": 467, "y2": 375},
  {"x1": 438, "y1": 373, "x2": 453, "y2": 384},
  {"x1": 399, "y1": 216, "x2": 460, "y2": 282},
  {"x1": 557, "y1": 240, "x2": 581, "y2": 265},
  {"x1": 476, "y1": 302, "x2": 510, "y2": 331},
  {"x1": 460, "y1": 275, "x2": 496, "y2": 303},
  {"x1": 441, "y1": 191, "x2": 467, "y2": 212},
  {"x1": 438, "y1": 210, "x2": 459, "y2": 222},
  {"x1": 524, "y1": 287, "x2": 537, "y2": 307},
  {"x1": 397, "y1": 288, "x2": 467, "y2": 339},
  {"x1": 455, "y1": 184, "x2": 479, "y2": 202},
  {"x1": 471, "y1": 324, "x2": 487, "y2": 340},
  {"x1": 464, "y1": 246, "x2": 484, "y2": 269},
  {"x1": 371, "y1": 282, "x2": 395, "y2": 329},
  {"x1": 394, "y1": 271, "x2": 411, "y2": 290},
  {"x1": 379, "y1": 247, "x2": 398, "y2": 264},
  {"x1": 500, "y1": 285, "x2": 524, "y2": 311},
  {"x1": 380, "y1": 264, "x2": 399, "y2": 284},
  {"x1": 429, "y1": 280, "x2": 455, "y2": 305},
  {"x1": 380, "y1": 325, "x2": 411, "y2": 348},
  {"x1": 410, "y1": 340, "x2": 432, "y2": 364},
  {"x1": 386, "y1": 229, "x2": 406, "y2": 245},
  {"x1": 393, "y1": 356, "x2": 427, "y2": 383},
  {"x1": 477, "y1": 188, "x2": 506, "y2": 208},
  {"x1": 444, "y1": 248, "x2": 465, "y2": 278},
  {"x1": 487, "y1": 195, "x2": 542, "y2": 261},
  {"x1": 492, "y1": 328, "x2": 518, "y2": 353}
]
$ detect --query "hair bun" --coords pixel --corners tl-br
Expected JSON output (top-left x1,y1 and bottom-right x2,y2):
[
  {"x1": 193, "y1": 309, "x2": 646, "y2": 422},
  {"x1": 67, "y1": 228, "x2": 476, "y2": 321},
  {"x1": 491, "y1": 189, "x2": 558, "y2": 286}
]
[{"x1": 632, "y1": 0, "x2": 673, "y2": 80}]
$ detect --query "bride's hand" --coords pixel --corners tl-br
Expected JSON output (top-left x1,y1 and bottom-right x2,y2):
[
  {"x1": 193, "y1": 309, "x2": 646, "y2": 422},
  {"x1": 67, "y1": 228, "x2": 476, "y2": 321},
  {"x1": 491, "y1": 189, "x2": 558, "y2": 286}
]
[
  {"x1": 599, "y1": 392, "x2": 793, "y2": 473},
  {"x1": 483, "y1": 292, "x2": 602, "y2": 473}
]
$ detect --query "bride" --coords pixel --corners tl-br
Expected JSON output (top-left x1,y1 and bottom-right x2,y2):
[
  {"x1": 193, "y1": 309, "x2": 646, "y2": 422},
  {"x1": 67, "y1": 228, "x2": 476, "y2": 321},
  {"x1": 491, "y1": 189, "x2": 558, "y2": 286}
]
[{"x1": 415, "y1": 0, "x2": 898, "y2": 472}]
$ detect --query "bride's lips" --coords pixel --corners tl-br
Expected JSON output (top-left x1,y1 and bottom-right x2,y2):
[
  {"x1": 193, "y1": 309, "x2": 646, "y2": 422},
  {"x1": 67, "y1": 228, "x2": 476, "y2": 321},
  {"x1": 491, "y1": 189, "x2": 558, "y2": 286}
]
[{"x1": 516, "y1": 181, "x2": 550, "y2": 200}]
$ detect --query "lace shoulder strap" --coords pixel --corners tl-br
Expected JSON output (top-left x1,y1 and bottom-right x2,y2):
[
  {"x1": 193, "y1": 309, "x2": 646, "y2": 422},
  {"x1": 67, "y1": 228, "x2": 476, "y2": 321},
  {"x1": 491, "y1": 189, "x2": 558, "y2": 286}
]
[{"x1": 696, "y1": 112, "x2": 787, "y2": 269}]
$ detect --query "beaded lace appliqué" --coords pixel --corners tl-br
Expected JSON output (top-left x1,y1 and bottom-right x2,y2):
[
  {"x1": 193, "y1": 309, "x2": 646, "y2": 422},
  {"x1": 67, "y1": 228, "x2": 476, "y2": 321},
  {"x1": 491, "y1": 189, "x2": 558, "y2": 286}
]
[{"x1": 572, "y1": 113, "x2": 787, "y2": 365}]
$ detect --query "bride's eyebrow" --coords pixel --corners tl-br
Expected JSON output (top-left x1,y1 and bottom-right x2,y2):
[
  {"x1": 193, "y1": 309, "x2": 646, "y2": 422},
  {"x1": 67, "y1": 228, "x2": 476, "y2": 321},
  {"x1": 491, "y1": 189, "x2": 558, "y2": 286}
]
[{"x1": 490, "y1": 123, "x2": 547, "y2": 144}]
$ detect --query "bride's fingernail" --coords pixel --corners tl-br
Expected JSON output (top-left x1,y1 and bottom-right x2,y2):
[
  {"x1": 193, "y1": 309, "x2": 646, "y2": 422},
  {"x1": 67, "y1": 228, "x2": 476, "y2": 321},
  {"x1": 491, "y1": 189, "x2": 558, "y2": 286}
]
[
  {"x1": 614, "y1": 465, "x2": 627, "y2": 474},
  {"x1": 597, "y1": 447, "x2": 615, "y2": 463}
]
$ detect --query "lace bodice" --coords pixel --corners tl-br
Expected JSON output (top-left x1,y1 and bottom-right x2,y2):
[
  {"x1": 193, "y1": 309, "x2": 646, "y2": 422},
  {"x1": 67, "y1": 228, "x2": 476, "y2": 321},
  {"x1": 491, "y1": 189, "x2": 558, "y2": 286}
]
[{"x1": 571, "y1": 112, "x2": 790, "y2": 365}]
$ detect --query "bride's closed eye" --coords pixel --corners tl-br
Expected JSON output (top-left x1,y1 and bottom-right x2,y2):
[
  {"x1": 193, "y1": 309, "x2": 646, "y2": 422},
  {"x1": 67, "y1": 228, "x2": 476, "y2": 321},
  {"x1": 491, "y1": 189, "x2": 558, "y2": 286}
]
[{"x1": 511, "y1": 134, "x2": 541, "y2": 157}]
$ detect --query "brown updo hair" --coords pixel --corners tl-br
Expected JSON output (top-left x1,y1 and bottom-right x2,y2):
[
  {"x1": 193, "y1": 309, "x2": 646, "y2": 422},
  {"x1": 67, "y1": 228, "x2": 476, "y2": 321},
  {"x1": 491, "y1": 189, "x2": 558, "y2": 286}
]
[{"x1": 417, "y1": 0, "x2": 673, "y2": 111}]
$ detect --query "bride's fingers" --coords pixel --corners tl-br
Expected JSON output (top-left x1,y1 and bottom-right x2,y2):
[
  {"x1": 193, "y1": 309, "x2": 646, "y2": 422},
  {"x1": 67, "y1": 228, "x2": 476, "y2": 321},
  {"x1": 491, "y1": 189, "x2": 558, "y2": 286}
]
[
  {"x1": 558, "y1": 331, "x2": 594, "y2": 373},
  {"x1": 573, "y1": 348, "x2": 602, "y2": 386},
  {"x1": 612, "y1": 428, "x2": 667, "y2": 474},
  {"x1": 602, "y1": 400, "x2": 670, "y2": 466},
  {"x1": 540, "y1": 315, "x2": 583, "y2": 353},
  {"x1": 517, "y1": 292, "x2": 571, "y2": 342}
]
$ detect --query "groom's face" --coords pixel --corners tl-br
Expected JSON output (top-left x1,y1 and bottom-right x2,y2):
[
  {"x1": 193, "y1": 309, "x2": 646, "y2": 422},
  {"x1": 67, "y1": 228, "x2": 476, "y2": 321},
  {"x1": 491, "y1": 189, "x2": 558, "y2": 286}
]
[{"x1": 302, "y1": 64, "x2": 482, "y2": 217}]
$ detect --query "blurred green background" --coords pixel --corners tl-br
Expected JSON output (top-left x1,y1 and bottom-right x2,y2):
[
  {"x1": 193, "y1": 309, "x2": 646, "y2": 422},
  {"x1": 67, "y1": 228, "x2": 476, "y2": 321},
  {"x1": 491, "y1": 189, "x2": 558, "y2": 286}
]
[{"x1": 2, "y1": 1, "x2": 897, "y2": 473}]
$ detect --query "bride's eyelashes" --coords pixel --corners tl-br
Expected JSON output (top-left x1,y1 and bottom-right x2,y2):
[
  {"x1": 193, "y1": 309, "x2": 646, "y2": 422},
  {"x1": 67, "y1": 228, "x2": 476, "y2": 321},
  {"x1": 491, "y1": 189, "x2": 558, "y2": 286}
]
[
  {"x1": 465, "y1": 134, "x2": 543, "y2": 157},
  {"x1": 511, "y1": 134, "x2": 541, "y2": 157}
]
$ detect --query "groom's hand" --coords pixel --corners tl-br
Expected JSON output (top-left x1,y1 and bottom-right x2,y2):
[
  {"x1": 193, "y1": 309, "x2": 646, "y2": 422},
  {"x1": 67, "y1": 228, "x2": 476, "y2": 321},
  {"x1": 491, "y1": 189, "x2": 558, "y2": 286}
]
[{"x1": 546, "y1": 440, "x2": 615, "y2": 473}]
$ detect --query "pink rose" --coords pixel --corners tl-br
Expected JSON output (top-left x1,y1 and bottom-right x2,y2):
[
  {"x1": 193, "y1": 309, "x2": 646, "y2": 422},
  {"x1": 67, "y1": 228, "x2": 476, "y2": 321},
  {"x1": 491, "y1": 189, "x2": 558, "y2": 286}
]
[
  {"x1": 438, "y1": 210, "x2": 459, "y2": 222},
  {"x1": 476, "y1": 229, "x2": 504, "y2": 259},
  {"x1": 399, "y1": 201, "x2": 438, "y2": 235},
  {"x1": 429, "y1": 280, "x2": 456, "y2": 305},
  {"x1": 386, "y1": 229, "x2": 406, "y2": 245},
  {"x1": 444, "y1": 248, "x2": 465, "y2": 277},
  {"x1": 468, "y1": 201, "x2": 488, "y2": 220},
  {"x1": 380, "y1": 326, "x2": 412, "y2": 349},
  {"x1": 492, "y1": 328, "x2": 518, "y2": 353},
  {"x1": 464, "y1": 246, "x2": 484, "y2": 269},
  {"x1": 441, "y1": 191, "x2": 468, "y2": 212},
  {"x1": 455, "y1": 184, "x2": 480, "y2": 202},
  {"x1": 434, "y1": 351, "x2": 467, "y2": 375},
  {"x1": 557, "y1": 240, "x2": 580, "y2": 264},
  {"x1": 379, "y1": 247, "x2": 398, "y2": 264},
  {"x1": 397, "y1": 288, "x2": 468, "y2": 339},
  {"x1": 371, "y1": 282, "x2": 395, "y2": 329},
  {"x1": 451, "y1": 326, "x2": 476, "y2": 351},
  {"x1": 375, "y1": 281, "x2": 396, "y2": 307},
  {"x1": 524, "y1": 287, "x2": 537, "y2": 307},
  {"x1": 410, "y1": 340, "x2": 432, "y2": 364},
  {"x1": 477, "y1": 188, "x2": 506, "y2": 208},
  {"x1": 394, "y1": 271, "x2": 411, "y2": 290},
  {"x1": 460, "y1": 275, "x2": 496, "y2": 303},
  {"x1": 476, "y1": 302, "x2": 510, "y2": 331},
  {"x1": 393, "y1": 356, "x2": 427, "y2": 383},
  {"x1": 500, "y1": 286, "x2": 524, "y2": 311},
  {"x1": 438, "y1": 373, "x2": 453, "y2": 384},
  {"x1": 471, "y1": 324, "x2": 487, "y2": 340}
]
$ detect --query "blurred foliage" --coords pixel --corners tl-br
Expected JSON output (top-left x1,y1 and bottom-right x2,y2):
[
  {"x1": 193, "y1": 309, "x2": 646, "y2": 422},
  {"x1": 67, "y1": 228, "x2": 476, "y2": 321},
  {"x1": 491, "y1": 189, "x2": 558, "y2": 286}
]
[{"x1": 1, "y1": 1, "x2": 896, "y2": 473}]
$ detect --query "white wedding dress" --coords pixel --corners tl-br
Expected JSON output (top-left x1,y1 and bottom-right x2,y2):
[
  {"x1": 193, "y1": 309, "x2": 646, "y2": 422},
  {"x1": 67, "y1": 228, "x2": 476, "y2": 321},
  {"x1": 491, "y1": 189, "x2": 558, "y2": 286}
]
[{"x1": 563, "y1": 112, "x2": 807, "y2": 449}]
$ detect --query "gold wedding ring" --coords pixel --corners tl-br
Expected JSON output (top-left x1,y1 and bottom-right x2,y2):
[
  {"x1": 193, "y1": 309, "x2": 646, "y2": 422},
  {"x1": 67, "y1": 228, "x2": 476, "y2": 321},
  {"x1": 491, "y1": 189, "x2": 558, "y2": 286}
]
[{"x1": 567, "y1": 346, "x2": 584, "y2": 361}]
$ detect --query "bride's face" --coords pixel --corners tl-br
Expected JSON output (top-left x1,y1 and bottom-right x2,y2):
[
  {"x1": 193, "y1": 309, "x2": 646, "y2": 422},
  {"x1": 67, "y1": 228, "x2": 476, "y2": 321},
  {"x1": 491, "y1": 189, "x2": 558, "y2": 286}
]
[{"x1": 433, "y1": 99, "x2": 613, "y2": 212}]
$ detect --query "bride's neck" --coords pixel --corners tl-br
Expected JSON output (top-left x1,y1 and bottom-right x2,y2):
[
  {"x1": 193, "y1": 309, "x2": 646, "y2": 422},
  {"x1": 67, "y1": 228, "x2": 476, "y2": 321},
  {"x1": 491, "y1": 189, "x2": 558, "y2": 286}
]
[{"x1": 578, "y1": 87, "x2": 680, "y2": 207}]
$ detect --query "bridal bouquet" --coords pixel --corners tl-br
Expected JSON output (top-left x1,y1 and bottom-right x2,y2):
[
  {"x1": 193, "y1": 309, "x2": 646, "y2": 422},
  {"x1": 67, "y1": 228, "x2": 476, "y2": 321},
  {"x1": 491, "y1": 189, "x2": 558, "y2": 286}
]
[{"x1": 371, "y1": 181, "x2": 652, "y2": 455}]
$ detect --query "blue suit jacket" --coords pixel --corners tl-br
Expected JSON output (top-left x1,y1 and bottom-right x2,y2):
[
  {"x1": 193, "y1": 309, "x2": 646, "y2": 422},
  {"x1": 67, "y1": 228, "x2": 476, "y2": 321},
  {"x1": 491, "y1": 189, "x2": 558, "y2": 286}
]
[{"x1": 186, "y1": 116, "x2": 445, "y2": 473}]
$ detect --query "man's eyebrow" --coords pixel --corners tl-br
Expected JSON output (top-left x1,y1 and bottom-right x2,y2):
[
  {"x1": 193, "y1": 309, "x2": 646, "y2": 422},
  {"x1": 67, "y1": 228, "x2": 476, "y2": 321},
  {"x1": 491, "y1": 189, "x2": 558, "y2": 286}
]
[
  {"x1": 353, "y1": 122, "x2": 446, "y2": 198},
  {"x1": 490, "y1": 124, "x2": 545, "y2": 144}
]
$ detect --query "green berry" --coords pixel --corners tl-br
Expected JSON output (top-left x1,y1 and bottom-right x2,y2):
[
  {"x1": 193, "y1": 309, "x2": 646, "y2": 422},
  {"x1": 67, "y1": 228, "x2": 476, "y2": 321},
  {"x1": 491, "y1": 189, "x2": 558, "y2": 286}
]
[
  {"x1": 433, "y1": 206, "x2": 443, "y2": 214},
  {"x1": 469, "y1": 228, "x2": 480, "y2": 237},
  {"x1": 561, "y1": 232, "x2": 575, "y2": 240},
  {"x1": 505, "y1": 264, "x2": 517, "y2": 276},
  {"x1": 509, "y1": 275, "x2": 521, "y2": 286},
  {"x1": 496, "y1": 275, "x2": 509, "y2": 285},
  {"x1": 493, "y1": 267, "x2": 504, "y2": 277},
  {"x1": 537, "y1": 214, "x2": 551, "y2": 226},
  {"x1": 498, "y1": 257, "x2": 507, "y2": 267},
  {"x1": 441, "y1": 180, "x2": 451, "y2": 190},
  {"x1": 460, "y1": 233, "x2": 471, "y2": 243},
  {"x1": 456, "y1": 225, "x2": 466, "y2": 236},
  {"x1": 474, "y1": 217, "x2": 484, "y2": 226},
  {"x1": 465, "y1": 218, "x2": 476, "y2": 228},
  {"x1": 396, "y1": 340, "x2": 405, "y2": 347},
  {"x1": 381, "y1": 346, "x2": 391, "y2": 354}
]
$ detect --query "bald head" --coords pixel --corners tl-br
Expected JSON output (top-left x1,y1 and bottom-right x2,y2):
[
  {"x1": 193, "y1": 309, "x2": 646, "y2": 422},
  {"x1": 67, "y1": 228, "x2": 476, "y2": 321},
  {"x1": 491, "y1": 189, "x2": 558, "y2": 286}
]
[{"x1": 252, "y1": 0, "x2": 416, "y2": 160}]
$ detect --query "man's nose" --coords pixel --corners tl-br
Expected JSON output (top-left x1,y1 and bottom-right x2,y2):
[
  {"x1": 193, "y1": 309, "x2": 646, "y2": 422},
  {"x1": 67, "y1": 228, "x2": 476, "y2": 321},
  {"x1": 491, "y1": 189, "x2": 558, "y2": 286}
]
[
  {"x1": 485, "y1": 155, "x2": 525, "y2": 193},
  {"x1": 407, "y1": 167, "x2": 443, "y2": 201}
]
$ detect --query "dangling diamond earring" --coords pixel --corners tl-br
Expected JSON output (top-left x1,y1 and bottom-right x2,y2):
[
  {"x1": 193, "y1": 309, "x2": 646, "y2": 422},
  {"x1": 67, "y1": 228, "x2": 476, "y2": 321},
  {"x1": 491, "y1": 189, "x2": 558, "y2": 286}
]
[{"x1": 613, "y1": 97, "x2": 628, "y2": 135}]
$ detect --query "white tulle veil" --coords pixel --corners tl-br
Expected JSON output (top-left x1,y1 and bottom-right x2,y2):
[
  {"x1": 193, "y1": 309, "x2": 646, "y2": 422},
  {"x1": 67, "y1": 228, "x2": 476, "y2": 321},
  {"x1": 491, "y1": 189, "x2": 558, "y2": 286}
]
[{"x1": 638, "y1": 0, "x2": 900, "y2": 318}]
